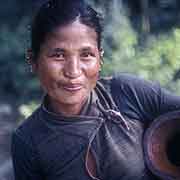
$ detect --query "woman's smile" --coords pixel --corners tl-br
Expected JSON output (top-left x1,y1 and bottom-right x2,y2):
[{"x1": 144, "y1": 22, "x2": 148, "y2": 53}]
[
  {"x1": 33, "y1": 20, "x2": 101, "y2": 115},
  {"x1": 60, "y1": 82, "x2": 84, "y2": 92}
]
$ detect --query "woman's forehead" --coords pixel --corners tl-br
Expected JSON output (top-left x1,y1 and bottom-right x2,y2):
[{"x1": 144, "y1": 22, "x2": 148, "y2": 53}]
[
  {"x1": 43, "y1": 20, "x2": 98, "y2": 49},
  {"x1": 48, "y1": 21, "x2": 96, "y2": 39}
]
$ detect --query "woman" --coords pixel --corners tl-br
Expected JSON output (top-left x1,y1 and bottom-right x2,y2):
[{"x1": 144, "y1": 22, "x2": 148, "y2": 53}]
[{"x1": 11, "y1": 0, "x2": 180, "y2": 180}]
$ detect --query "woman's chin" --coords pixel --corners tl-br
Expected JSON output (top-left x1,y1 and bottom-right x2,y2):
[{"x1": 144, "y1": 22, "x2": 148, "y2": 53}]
[
  {"x1": 50, "y1": 90, "x2": 88, "y2": 106},
  {"x1": 61, "y1": 94, "x2": 88, "y2": 106}
]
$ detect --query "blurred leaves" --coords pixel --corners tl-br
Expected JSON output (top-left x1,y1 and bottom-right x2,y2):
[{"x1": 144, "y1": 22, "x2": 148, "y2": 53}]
[
  {"x1": 0, "y1": 17, "x2": 40, "y2": 99},
  {"x1": 19, "y1": 101, "x2": 39, "y2": 119},
  {"x1": 102, "y1": 17, "x2": 180, "y2": 94}
]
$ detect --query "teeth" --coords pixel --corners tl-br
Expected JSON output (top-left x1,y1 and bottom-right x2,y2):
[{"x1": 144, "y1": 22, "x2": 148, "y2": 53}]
[{"x1": 63, "y1": 85, "x2": 82, "y2": 91}]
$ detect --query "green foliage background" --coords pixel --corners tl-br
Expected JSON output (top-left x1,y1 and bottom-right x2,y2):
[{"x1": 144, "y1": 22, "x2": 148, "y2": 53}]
[
  {"x1": 102, "y1": 22, "x2": 180, "y2": 93},
  {"x1": 1, "y1": 0, "x2": 180, "y2": 118}
]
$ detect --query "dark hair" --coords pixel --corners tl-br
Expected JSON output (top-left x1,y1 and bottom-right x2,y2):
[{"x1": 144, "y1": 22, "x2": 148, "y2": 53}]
[{"x1": 31, "y1": 0, "x2": 103, "y2": 61}]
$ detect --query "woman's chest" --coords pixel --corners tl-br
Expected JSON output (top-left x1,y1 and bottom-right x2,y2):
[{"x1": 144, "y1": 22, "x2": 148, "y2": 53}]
[
  {"x1": 92, "y1": 118, "x2": 151, "y2": 180},
  {"x1": 36, "y1": 118, "x2": 155, "y2": 180}
]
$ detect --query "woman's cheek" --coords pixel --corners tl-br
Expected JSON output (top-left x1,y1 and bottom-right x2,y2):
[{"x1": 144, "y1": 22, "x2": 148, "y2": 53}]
[
  {"x1": 36, "y1": 64, "x2": 56, "y2": 90},
  {"x1": 84, "y1": 61, "x2": 100, "y2": 90},
  {"x1": 83, "y1": 60, "x2": 100, "y2": 77},
  {"x1": 44, "y1": 62, "x2": 63, "y2": 79}
]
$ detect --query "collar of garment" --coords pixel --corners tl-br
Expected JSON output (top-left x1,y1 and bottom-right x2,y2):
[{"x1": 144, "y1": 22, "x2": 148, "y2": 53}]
[
  {"x1": 41, "y1": 88, "x2": 100, "y2": 121},
  {"x1": 39, "y1": 81, "x2": 129, "y2": 130}
]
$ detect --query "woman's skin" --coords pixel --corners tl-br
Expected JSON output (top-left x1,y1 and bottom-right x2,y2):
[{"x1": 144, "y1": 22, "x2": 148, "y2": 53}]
[{"x1": 32, "y1": 20, "x2": 102, "y2": 116}]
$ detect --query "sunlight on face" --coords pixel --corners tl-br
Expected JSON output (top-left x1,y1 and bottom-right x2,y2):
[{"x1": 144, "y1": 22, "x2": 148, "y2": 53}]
[{"x1": 34, "y1": 20, "x2": 101, "y2": 115}]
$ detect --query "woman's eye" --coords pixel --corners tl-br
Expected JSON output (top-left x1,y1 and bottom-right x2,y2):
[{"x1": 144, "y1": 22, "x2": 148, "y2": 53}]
[
  {"x1": 51, "y1": 53, "x2": 65, "y2": 60},
  {"x1": 81, "y1": 52, "x2": 95, "y2": 59}
]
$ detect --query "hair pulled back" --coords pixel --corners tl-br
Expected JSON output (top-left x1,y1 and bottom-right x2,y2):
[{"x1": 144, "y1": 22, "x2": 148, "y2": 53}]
[{"x1": 31, "y1": 0, "x2": 103, "y2": 61}]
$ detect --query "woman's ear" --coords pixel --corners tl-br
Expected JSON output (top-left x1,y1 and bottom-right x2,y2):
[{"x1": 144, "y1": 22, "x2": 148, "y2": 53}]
[
  {"x1": 100, "y1": 48, "x2": 104, "y2": 58},
  {"x1": 26, "y1": 49, "x2": 37, "y2": 73},
  {"x1": 100, "y1": 48, "x2": 104, "y2": 66}
]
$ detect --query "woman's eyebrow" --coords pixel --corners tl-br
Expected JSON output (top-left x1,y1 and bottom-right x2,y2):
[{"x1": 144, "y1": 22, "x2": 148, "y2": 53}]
[
  {"x1": 80, "y1": 47, "x2": 94, "y2": 51},
  {"x1": 47, "y1": 48, "x2": 65, "y2": 53},
  {"x1": 45, "y1": 48, "x2": 65, "y2": 56},
  {"x1": 52, "y1": 48, "x2": 65, "y2": 52}
]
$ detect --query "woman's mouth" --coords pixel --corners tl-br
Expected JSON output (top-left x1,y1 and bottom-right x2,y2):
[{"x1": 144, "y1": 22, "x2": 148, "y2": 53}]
[{"x1": 62, "y1": 84, "x2": 83, "y2": 92}]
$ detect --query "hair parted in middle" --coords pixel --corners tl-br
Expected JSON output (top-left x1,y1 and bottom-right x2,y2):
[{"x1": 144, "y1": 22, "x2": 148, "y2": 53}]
[{"x1": 31, "y1": 0, "x2": 104, "y2": 61}]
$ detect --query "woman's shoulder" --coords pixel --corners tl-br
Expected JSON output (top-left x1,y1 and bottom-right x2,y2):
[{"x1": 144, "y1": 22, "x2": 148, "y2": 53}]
[
  {"x1": 12, "y1": 107, "x2": 42, "y2": 142},
  {"x1": 112, "y1": 73, "x2": 156, "y2": 87},
  {"x1": 100, "y1": 73, "x2": 160, "y2": 92},
  {"x1": 99, "y1": 73, "x2": 162, "y2": 122}
]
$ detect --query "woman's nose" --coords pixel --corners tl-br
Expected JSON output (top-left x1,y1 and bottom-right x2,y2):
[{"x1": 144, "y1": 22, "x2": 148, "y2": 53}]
[{"x1": 64, "y1": 57, "x2": 82, "y2": 78}]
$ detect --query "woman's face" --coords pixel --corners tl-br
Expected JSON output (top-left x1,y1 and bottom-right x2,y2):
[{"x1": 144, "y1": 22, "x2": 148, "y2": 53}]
[{"x1": 33, "y1": 20, "x2": 101, "y2": 115}]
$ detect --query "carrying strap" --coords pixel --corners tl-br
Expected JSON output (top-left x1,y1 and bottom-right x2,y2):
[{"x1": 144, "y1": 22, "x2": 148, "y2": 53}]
[{"x1": 85, "y1": 79, "x2": 130, "y2": 180}]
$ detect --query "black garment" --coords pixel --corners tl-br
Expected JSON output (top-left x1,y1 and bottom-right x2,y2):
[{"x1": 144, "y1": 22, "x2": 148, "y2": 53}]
[{"x1": 11, "y1": 74, "x2": 180, "y2": 180}]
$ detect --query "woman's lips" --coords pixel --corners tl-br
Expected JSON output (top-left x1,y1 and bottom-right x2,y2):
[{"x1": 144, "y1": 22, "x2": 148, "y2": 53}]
[{"x1": 62, "y1": 84, "x2": 83, "y2": 92}]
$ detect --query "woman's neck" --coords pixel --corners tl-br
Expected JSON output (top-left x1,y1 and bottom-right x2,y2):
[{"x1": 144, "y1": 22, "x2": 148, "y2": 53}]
[{"x1": 48, "y1": 97, "x2": 88, "y2": 117}]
